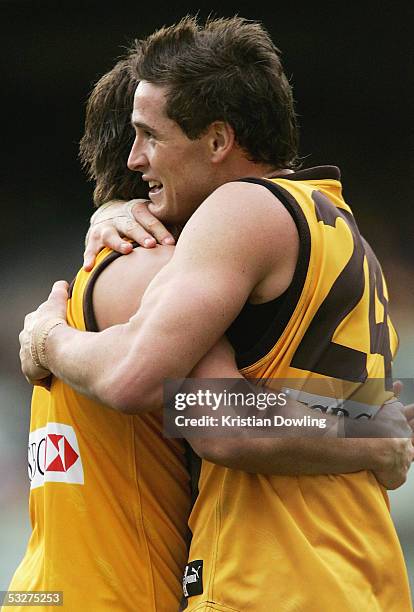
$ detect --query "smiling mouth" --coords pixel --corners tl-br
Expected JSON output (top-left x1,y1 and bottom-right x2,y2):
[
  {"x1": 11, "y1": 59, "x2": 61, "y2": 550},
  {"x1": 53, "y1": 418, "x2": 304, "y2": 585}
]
[{"x1": 148, "y1": 180, "x2": 163, "y2": 196}]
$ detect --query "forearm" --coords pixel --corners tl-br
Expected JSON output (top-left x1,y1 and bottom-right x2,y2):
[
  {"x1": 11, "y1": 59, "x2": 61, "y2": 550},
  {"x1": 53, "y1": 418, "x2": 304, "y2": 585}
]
[
  {"x1": 46, "y1": 322, "x2": 160, "y2": 412},
  {"x1": 191, "y1": 435, "x2": 382, "y2": 475},
  {"x1": 188, "y1": 358, "x2": 393, "y2": 476}
]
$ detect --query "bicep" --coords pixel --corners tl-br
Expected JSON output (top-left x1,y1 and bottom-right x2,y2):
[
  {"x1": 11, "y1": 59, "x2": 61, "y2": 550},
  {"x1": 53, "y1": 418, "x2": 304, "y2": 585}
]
[
  {"x1": 96, "y1": 183, "x2": 298, "y2": 407},
  {"x1": 126, "y1": 256, "x2": 253, "y2": 380},
  {"x1": 122, "y1": 183, "x2": 297, "y2": 379}
]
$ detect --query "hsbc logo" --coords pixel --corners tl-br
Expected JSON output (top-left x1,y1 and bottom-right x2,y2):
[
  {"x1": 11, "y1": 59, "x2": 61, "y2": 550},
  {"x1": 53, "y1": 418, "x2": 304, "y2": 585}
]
[{"x1": 28, "y1": 423, "x2": 84, "y2": 489}]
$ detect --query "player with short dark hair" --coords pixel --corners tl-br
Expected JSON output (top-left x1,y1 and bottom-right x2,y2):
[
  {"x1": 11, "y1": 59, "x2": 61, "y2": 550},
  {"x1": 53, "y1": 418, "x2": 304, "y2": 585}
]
[
  {"x1": 133, "y1": 15, "x2": 298, "y2": 168},
  {"x1": 20, "y1": 16, "x2": 413, "y2": 611}
]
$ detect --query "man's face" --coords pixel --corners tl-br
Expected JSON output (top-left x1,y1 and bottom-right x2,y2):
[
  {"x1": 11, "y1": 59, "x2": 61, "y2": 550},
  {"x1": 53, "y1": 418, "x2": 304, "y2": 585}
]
[{"x1": 128, "y1": 81, "x2": 215, "y2": 224}]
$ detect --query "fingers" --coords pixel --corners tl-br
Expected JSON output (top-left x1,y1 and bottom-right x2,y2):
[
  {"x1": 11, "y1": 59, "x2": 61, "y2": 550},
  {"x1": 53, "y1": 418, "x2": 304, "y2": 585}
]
[
  {"x1": 374, "y1": 438, "x2": 414, "y2": 489},
  {"x1": 83, "y1": 226, "x2": 99, "y2": 271},
  {"x1": 83, "y1": 226, "x2": 133, "y2": 270},
  {"x1": 404, "y1": 404, "x2": 414, "y2": 433},
  {"x1": 373, "y1": 399, "x2": 412, "y2": 438},
  {"x1": 83, "y1": 229, "x2": 100, "y2": 271},
  {"x1": 83, "y1": 198, "x2": 176, "y2": 271},
  {"x1": 114, "y1": 215, "x2": 158, "y2": 248},
  {"x1": 43, "y1": 280, "x2": 69, "y2": 319},
  {"x1": 393, "y1": 380, "x2": 403, "y2": 398},
  {"x1": 404, "y1": 404, "x2": 414, "y2": 419},
  {"x1": 49, "y1": 279, "x2": 69, "y2": 295},
  {"x1": 19, "y1": 321, "x2": 52, "y2": 385},
  {"x1": 18, "y1": 281, "x2": 69, "y2": 386},
  {"x1": 131, "y1": 201, "x2": 175, "y2": 245}
]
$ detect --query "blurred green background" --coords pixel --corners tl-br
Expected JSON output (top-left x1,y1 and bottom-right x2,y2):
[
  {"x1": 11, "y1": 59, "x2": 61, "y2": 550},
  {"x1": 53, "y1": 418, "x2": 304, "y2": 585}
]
[{"x1": 1, "y1": 0, "x2": 412, "y2": 600}]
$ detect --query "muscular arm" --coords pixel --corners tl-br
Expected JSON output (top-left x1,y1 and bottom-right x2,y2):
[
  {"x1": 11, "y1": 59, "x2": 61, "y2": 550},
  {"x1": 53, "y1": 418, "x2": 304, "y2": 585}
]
[
  {"x1": 83, "y1": 239, "x2": 412, "y2": 486},
  {"x1": 192, "y1": 435, "x2": 394, "y2": 476},
  {"x1": 45, "y1": 181, "x2": 297, "y2": 411},
  {"x1": 182, "y1": 342, "x2": 412, "y2": 486}
]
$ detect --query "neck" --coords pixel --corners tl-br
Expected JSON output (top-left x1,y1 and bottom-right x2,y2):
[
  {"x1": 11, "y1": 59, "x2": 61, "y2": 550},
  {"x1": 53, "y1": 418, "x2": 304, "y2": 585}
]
[
  {"x1": 225, "y1": 156, "x2": 293, "y2": 182},
  {"x1": 209, "y1": 154, "x2": 294, "y2": 194},
  {"x1": 263, "y1": 167, "x2": 294, "y2": 178}
]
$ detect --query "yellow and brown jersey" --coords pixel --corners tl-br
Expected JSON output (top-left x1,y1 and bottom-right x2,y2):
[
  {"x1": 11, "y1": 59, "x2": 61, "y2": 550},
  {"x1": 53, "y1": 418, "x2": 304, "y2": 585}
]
[
  {"x1": 8, "y1": 248, "x2": 191, "y2": 612},
  {"x1": 182, "y1": 167, "x2": 411, "y2": 612}
]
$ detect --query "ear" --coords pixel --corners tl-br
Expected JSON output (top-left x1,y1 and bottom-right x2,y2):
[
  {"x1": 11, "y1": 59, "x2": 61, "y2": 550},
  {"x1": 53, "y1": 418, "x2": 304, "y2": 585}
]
[{"x1": 207, "y1": 121, "x2": 235, "y2": 162}]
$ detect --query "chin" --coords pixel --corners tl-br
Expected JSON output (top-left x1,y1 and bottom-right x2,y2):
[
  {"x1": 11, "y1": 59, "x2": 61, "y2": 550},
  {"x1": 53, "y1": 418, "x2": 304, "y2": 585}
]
[
  {"x1": 147, "y1": 199, "x2": 165, "y2": 218},
  {"x1": 148, "y1": 197, "x2": 178, "y2": 223}
]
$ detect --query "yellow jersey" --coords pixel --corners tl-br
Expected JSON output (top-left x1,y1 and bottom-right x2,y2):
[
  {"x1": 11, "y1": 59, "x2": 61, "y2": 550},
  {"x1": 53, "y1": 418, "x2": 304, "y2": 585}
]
[
  {"x1": 182, "y1": 167, "x2": 412, "y2": 611},
  {"x1": 8, "y1": 248, "x2": 191, "y2": 611}
]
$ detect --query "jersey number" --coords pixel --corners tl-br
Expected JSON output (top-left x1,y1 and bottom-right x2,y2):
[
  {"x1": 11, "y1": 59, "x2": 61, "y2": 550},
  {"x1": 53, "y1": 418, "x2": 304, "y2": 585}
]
[{"x1": 291, "y1": 191, "x2": 392, "y2": 388}]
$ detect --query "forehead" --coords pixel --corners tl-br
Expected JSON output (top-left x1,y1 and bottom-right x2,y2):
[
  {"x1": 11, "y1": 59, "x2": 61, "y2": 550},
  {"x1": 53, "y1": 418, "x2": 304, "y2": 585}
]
[{"x1": 131, "y1": 81, "x2": 169, "y2": 124}]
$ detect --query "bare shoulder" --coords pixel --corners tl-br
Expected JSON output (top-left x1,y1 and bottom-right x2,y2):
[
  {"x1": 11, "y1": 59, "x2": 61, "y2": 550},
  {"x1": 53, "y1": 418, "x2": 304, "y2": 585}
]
[
  {"x1": 174, "y1": 179, "x2": 299, "y2": 304},
  {"x1": 210, "y1": 179, "x2": 289, "y2": 209},
  {"x1": 92, "y1": 245, "x2": 174, "y2": 330},
  {"x1": 186, "y1": 179, "x2": 297, "y2": 241}
]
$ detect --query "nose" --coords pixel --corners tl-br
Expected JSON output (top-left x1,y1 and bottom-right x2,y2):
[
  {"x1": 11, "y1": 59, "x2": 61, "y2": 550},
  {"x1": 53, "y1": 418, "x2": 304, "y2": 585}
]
[{"x1": 128, "y1": 135, "x2": 147, "y2": 171}]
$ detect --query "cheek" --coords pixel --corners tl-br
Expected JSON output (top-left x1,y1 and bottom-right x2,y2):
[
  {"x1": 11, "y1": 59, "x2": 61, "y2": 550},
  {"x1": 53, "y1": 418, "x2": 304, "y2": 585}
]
[
  {"x1": 163, "y1": 144, "x2": 208, "y2": 199},
  {"x1": 164, "y1": 161, "x2": 188, "y2": 192}
]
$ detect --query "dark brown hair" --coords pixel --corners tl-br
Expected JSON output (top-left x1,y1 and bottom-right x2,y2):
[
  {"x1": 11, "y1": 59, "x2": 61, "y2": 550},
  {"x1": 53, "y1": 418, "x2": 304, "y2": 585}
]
[
  {"x1": 132, "y1": 16, "x2": 299, "y2": 168},
  {"x1": 79, "y1": 46, "x2": 148, "y2": 207}
]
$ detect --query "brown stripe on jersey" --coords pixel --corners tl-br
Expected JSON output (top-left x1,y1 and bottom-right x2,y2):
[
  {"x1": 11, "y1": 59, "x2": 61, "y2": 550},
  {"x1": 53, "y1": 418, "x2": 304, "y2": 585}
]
[
  {"x1": 226, "y1": 178, "x2": 311, "y2": 370},
  {"x1": 83, "y1": 245, "x2": 139, "y2": 331},
  {"x1": 290, "y1": 193, "x2": 368, "y2": 381}
]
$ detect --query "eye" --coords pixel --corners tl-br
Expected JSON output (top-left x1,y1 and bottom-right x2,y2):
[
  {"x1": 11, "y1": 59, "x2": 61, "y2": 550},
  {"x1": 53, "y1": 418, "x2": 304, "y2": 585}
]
[
  {"x1": 144, "y1": 130, "x2": 156, "y2": 142},
  {"x1": 133, "y1": 124, "x2": 157, "y2": 142}
]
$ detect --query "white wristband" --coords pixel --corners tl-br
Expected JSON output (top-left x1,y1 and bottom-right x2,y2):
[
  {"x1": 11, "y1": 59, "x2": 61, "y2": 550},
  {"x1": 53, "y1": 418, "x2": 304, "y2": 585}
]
[{"x1": 30, "y1": 318, "x2": 65, "y2": 370}]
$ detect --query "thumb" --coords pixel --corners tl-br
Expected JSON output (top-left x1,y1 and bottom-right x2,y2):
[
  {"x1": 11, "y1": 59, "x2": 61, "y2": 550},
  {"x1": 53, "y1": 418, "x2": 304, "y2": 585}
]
[
  {"x1": 47, "y1": 280, "x2": 69, "y2": 317},
  {"x1": 393, "y1": 379, "x2": 403, "y2": 398}
]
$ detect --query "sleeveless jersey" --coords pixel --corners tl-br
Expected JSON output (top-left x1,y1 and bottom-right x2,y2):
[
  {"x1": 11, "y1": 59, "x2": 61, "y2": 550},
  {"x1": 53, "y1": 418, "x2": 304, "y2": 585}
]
[
  {"x1": 8, "y1": 247, "x2": 191, "y2": 611},
  {"x1": 182, "y1": 167, "x2": 412, "y2": 611}
]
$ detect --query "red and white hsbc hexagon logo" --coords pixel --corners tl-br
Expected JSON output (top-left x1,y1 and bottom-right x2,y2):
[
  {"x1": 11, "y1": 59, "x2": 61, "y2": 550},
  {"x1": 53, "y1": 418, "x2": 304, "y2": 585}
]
[{"x1": 28, "y1": 423, "x2": 84, "y2": 489}]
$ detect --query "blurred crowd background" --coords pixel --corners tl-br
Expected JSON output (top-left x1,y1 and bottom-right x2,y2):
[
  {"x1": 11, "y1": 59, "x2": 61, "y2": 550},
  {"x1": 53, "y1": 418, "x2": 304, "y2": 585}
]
[{"x1": 2, "y1": 0, "x2": 412, "y2": 598}]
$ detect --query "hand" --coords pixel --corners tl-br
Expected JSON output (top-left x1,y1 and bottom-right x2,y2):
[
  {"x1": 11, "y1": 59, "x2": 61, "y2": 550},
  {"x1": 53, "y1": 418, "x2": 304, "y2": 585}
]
[
  {"x1": 392, "y1": 379, "x2": 403, "y2": 398},
  {"x1": 373, "y1": 397, "x2": 413, "y2": 438},
  {"x1": 344, "y1": 396, "x2": 413, "y2": 439},
  {"x1": 19, "y1": 281, "x2": 69, "y2": 385},
  {"x1": 372, "y1": 437, "x2": 414, "y2": 490},
  {"x1": 404, "y1": 402, "x2": 414, "y2": 433},
  {"x1": 393, "y1": 379, "x2": 414, "y2": 435},
  {"x1": 371, "y1": 380, "x2": 414, "y2": 489},
  {"x1": 83, "y1": 199, "x2": 176, "y2": 270}
]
